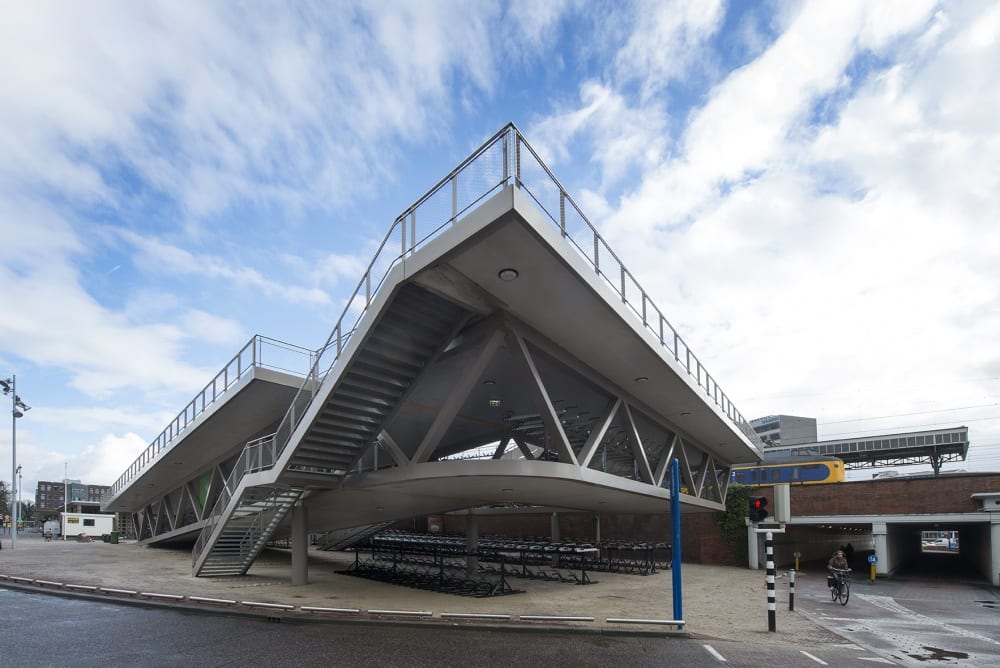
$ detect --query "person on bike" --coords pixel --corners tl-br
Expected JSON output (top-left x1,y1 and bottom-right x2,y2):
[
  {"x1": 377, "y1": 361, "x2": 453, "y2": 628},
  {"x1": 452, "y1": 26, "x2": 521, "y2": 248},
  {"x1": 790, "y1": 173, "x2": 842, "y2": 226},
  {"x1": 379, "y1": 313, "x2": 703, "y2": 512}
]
[{"x1": 827, "y1": 549, "x2": 849, "y2": 587}]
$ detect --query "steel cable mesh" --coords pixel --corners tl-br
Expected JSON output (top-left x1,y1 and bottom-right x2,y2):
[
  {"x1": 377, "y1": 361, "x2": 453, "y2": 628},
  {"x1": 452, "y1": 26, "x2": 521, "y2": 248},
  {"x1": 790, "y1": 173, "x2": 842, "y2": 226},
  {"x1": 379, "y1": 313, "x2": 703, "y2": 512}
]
[
  {"x1": 455, "y1": 139, "x2": 505, "y2": 217},
  {"x1": 517, "y1": 148, "x2": 563, "y2": 230}
]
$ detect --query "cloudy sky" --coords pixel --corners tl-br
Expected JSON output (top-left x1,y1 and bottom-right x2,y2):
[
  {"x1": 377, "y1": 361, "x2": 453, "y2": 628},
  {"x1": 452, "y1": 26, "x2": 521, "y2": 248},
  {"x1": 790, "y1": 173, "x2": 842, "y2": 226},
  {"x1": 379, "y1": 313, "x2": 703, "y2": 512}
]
[{"x1": 1, "y1": 0, "x2": 998, "y2": 501}]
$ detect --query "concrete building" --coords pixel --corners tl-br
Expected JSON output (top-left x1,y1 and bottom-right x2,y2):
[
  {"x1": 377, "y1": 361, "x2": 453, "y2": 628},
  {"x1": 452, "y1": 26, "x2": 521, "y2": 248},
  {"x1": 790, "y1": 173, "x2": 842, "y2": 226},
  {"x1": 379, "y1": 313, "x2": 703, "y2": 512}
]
[
  {"x1": 750, "y1": 415, "x2": 818, "y2": 447},
  {"x1": 35, "y1": 479, "x2": 111, "y2": 521}
]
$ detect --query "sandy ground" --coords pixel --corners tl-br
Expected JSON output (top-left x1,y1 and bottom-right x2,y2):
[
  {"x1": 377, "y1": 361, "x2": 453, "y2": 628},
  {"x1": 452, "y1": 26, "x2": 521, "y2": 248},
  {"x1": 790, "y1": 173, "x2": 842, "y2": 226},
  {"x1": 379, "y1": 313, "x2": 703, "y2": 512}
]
[{"x1": 1, "y1": 532, "x2": 840, "y2": 645}]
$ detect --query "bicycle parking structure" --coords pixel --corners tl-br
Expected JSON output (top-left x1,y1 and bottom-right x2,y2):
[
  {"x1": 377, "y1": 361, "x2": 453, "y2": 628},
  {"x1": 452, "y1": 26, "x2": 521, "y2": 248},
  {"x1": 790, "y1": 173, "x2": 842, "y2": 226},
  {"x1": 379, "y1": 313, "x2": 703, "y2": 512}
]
[{"x1": 340, "y1": 531, "x2": 673, "y2": 598}]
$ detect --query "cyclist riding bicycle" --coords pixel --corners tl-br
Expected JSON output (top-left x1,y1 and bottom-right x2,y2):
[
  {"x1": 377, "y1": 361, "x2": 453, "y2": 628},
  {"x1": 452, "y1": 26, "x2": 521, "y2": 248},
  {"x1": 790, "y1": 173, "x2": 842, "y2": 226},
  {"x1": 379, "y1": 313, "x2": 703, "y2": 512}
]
[{"x1": 827, "y1": 549, "x2": 849, "y2": 588}]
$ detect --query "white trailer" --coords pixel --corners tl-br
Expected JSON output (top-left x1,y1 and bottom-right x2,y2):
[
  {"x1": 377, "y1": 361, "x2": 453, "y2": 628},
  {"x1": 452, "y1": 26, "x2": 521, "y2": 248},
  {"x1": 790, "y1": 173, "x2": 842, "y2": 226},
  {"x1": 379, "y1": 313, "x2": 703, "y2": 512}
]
[{"x1": 62, "y1": 512, "x2": 114, "y2": 538}]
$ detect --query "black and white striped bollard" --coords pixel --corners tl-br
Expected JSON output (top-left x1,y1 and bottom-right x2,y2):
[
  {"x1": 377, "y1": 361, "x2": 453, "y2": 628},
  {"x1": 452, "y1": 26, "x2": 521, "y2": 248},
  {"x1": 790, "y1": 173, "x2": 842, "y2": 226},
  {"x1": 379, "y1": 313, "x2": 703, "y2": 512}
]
[
  {"x1": 788, "y1": 568, "x2": 795, "y2": 611},
  {"x1": 766, "y1": 531, "x2": 776, "y2": 632}
]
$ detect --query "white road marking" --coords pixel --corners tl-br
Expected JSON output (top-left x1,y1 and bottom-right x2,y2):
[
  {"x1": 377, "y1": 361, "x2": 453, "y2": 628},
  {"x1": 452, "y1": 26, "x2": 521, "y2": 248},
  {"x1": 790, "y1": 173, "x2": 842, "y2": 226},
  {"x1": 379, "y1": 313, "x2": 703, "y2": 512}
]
[
  {"x1": 859, "y1": 594, "x2": 1000, "y2": 646},
  {"x1": 800, "y1": 650, "x2": 828, "y2": 665},
  {"x1": 702, "y1": 644, "x2": 727, "y2": 662},
  {"x1": 857, "y1": 658, "x2": 894, "y2": 664}
]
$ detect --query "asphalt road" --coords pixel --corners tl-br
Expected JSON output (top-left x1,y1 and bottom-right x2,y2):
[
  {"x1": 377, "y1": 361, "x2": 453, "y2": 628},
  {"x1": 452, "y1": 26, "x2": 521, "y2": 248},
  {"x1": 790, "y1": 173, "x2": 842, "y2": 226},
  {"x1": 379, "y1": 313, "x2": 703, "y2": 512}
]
[
  {"x1": 794, "y1": 554, "x2": 1000, "y2": 665},
  {"x1": 0, "y1": 587, "x2": 900, "y2": 667}
]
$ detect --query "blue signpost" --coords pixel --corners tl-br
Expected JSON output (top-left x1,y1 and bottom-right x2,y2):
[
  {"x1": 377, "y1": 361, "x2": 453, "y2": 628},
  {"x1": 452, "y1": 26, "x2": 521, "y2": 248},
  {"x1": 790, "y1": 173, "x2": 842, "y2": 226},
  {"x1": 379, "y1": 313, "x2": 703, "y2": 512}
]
[{"x1": 670, "y1": 458, "x2": 683, "y2": 627}]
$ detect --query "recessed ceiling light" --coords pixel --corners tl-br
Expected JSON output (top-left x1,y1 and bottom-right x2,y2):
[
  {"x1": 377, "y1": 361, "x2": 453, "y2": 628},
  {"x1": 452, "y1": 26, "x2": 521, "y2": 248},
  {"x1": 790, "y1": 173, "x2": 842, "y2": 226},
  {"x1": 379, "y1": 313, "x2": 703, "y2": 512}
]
[
  {"x1": 679, "y1": 411, "x2": 692, "y2": 416},
  {"x1": 483, "y1": 379, "x2": 496, "y2": 385},
  {"x1": 498, "y1": 268, "x2": 519, "y2": 281},
  {"x1": 634, "y1": 376, "x2": 648, "y2": 383},
  {"x1": 489, "y1": 399, "x2": 501, "y2": 407},
  {"x1": 501, "y1": 488, "x2": 513, "y2": 493}
]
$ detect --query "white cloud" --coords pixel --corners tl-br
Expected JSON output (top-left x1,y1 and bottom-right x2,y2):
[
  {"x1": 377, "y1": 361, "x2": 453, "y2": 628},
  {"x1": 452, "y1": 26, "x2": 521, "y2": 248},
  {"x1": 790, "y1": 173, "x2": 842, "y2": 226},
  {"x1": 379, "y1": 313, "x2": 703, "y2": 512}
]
[
  {"x1": 0, "y1": 2, "x2": 509, "y2": 229},
  {"x1": 29, "y1": 406, "x2": 172, "y2": 437},
  {"x1": 581, "y1": 1, "x2": 999, "y2": 459},
  {"x1": 528, "y1": 82, "x2": 670, "y2": 189},
  {"x1": 503, "y1": 0, "x2": 571, "y2": 60},
  {"x1": 121, "y1": 230, "x2": 332, "y2": 307},
  {"x1": 614, "y1": 0, "x2": 725, "y2": 98},
  {"x1": 72, "y1": 432, "x2": 149, "y2": 489}
]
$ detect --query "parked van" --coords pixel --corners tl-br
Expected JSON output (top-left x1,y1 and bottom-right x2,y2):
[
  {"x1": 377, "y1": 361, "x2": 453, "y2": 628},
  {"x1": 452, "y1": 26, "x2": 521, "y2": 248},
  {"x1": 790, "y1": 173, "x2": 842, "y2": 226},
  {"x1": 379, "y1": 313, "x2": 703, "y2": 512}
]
[{"x1": 43, "y1": 519, "x2": 60, "y2": 538}]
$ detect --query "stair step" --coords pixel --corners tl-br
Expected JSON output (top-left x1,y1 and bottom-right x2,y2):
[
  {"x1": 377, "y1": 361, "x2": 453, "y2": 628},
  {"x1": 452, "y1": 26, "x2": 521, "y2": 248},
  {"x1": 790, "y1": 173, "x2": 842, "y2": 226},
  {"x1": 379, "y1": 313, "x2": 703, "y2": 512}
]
[
  {"x1": 355, "y1": 349, "x2": 423, "y2": 378},
  {"x1": 306, "y1": 420, "x2": 374, "y2": 440},
  {"x1": 290, "y1": 453, "x2": 355, "y2": 468},
  {"x1": 347, "y1": 362, "x2": 411, "y2": 388},
  {"x1": 362, "y1": 337, "x2": 431, "y2": 368},
  {"x1": 194, "y1": 486, "x2": 302, "y2": 578},
  {"x1": 298, "y1": 442, "x2": 364, "y2": 458},
  {"x1": 324, "y1": 392, "x2": 393, "y2": 412},
  {"x1": 327, "y1": 387, "x2": 396, "y2": 409},
  {"x1": 367, "y1": 325, "x2": 441, "y2": 355},
  {"x1": 339, "y1": 376, "x2": 402, "y2": 403},
  {"x1": 311, "y1": 416, "x2": 380, "y2": 435},
  {"x1": 383, "y1": 299, "x2": 460, "y2": 333}
]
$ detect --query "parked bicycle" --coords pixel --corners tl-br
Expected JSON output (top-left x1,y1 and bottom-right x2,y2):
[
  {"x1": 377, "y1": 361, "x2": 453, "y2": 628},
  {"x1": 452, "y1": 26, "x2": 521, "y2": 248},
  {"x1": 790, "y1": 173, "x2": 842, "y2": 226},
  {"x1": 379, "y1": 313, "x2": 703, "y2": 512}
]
[{"x1": 830, "y1": 567, "x2": 851, "y2": 605}]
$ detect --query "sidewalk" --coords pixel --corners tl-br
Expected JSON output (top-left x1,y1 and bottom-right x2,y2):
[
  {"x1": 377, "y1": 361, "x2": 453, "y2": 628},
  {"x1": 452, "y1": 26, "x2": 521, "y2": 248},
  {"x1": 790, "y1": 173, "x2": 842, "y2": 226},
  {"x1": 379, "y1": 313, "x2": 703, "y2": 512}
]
[{"x1": 0, "y1": 531, "x2": 840, "y2": 645}]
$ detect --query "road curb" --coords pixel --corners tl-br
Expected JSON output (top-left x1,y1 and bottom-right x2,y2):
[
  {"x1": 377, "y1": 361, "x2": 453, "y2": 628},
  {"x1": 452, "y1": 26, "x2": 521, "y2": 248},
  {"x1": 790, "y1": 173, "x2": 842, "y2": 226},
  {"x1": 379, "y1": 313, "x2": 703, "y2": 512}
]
[{"x1": 0, "y1": 575, "x2": 688, "y2": 637}]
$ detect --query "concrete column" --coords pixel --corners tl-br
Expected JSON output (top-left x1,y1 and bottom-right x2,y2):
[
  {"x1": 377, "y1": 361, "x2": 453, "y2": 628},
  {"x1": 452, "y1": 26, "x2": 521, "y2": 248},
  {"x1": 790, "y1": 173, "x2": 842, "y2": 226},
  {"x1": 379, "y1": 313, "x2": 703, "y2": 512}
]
[
  {"x1": 592, "y1": 513, "x2": 601, "y2": 543},
  {"x1": 991, "y1": 519, "x2": 1000, "y2": 587},
  {"x1": 871, "y1": 521, "x2": 888, "y2": 576},
  {"x1": 465, "y1": 511, "x2": 479, "y2": 578},
  {"x1": 291, "y1": 502, "x2": 308, "y2": 586}
]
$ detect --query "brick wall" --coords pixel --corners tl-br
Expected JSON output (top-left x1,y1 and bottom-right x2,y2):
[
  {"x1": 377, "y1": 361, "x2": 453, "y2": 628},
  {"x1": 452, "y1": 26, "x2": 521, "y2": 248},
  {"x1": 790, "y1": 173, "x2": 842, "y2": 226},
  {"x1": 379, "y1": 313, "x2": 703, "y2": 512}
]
[
  {"x1": 431, "y1": 509, "x2": 738, "y2": 565},
  {"x1": 790, "y1": 472, "x2": 1000, "y2": 515}
]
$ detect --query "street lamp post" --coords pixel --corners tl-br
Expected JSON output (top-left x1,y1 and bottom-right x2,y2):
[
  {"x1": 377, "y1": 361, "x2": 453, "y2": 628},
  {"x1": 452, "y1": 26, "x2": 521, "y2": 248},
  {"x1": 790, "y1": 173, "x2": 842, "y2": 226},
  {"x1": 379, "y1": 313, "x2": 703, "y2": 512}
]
[
  {"x1": 16, "y1": 464, "x2": 22, "y2": 532},
  {"x1": 1, "y1": 375, "x2": 30, "y2": 549}
]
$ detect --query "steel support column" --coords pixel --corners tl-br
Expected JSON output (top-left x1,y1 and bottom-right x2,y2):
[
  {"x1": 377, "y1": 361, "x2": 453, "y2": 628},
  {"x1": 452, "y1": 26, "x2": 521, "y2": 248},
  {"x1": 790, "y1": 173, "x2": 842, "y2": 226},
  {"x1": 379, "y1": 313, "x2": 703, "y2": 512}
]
[{"x1": 292, "y1": 502, "x2": 309, "y2": 586}]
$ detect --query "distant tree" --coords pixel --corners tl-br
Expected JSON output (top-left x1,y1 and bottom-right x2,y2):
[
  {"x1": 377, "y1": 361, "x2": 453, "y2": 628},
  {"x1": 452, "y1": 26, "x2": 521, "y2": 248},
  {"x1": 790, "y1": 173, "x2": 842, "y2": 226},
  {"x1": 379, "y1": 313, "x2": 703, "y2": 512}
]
[
  {"x1": 19, "y1": 501, "x2": 35, "y2": 522},
  {"x1": 0, "y1": 481, "x2": 9, "y2": 517}
]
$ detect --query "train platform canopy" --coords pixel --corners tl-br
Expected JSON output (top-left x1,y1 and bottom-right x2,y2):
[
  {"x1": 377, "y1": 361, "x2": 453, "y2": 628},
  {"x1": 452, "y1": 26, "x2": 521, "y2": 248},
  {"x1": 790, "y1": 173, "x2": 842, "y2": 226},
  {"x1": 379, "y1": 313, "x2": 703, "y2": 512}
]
[
  {"x1": 103, "y1": 124, "x2": 767, "y2": 575},
  {"x1": 757, "y1": 425, "x2": 969, "y2": 475}
]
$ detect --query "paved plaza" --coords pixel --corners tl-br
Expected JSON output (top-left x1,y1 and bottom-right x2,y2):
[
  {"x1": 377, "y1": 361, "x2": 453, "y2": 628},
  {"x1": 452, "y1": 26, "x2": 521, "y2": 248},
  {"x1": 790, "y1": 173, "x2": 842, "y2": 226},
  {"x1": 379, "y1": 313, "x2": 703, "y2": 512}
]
[{"x1": 1, "y1": 531, "x2": 838, "y2": 645}]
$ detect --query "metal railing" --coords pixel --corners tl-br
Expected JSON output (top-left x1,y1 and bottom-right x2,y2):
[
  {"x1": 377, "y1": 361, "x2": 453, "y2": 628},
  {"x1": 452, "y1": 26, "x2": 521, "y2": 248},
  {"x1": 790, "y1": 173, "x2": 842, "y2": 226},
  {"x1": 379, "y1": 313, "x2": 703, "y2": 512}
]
[
  {"x1": 192, "y1": 123, "x2": 763, "y2": 566},
  {"x1": 511, "y1": 129, "x2": 764, "y2": 448},
  {"x1": 109, "y1": 335, "x2": 313, "y2": 499}
]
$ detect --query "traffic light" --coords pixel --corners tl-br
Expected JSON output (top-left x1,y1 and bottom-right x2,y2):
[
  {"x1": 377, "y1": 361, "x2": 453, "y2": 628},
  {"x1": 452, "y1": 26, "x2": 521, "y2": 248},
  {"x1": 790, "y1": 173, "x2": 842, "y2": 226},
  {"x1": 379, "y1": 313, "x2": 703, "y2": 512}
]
[{"x1": 748, "y1": 496, "x2": 769, "y2": 522}]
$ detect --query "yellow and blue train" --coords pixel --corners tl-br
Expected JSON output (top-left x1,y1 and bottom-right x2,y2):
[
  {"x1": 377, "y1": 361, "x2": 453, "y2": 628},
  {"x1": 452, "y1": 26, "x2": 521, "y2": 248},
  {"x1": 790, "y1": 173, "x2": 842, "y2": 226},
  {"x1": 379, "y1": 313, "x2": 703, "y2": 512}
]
[{"x1": 730, "y1": 456, "x2": 845, "y2": 486}]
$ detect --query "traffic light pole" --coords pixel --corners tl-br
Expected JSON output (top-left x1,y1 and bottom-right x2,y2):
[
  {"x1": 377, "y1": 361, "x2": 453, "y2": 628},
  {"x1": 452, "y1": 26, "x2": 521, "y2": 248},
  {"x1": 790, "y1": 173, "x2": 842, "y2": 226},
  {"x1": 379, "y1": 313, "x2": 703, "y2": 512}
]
[{"x1": 765, "y1": 531, "x2": 776, "y2": 632}]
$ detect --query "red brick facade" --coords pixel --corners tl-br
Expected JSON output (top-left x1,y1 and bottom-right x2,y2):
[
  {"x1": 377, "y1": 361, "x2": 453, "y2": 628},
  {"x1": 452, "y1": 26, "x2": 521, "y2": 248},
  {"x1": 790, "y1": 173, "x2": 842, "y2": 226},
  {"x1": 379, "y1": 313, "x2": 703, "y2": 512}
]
[{"x1": 755, "y1": 472, "x2": 1000, "y2": 516}]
